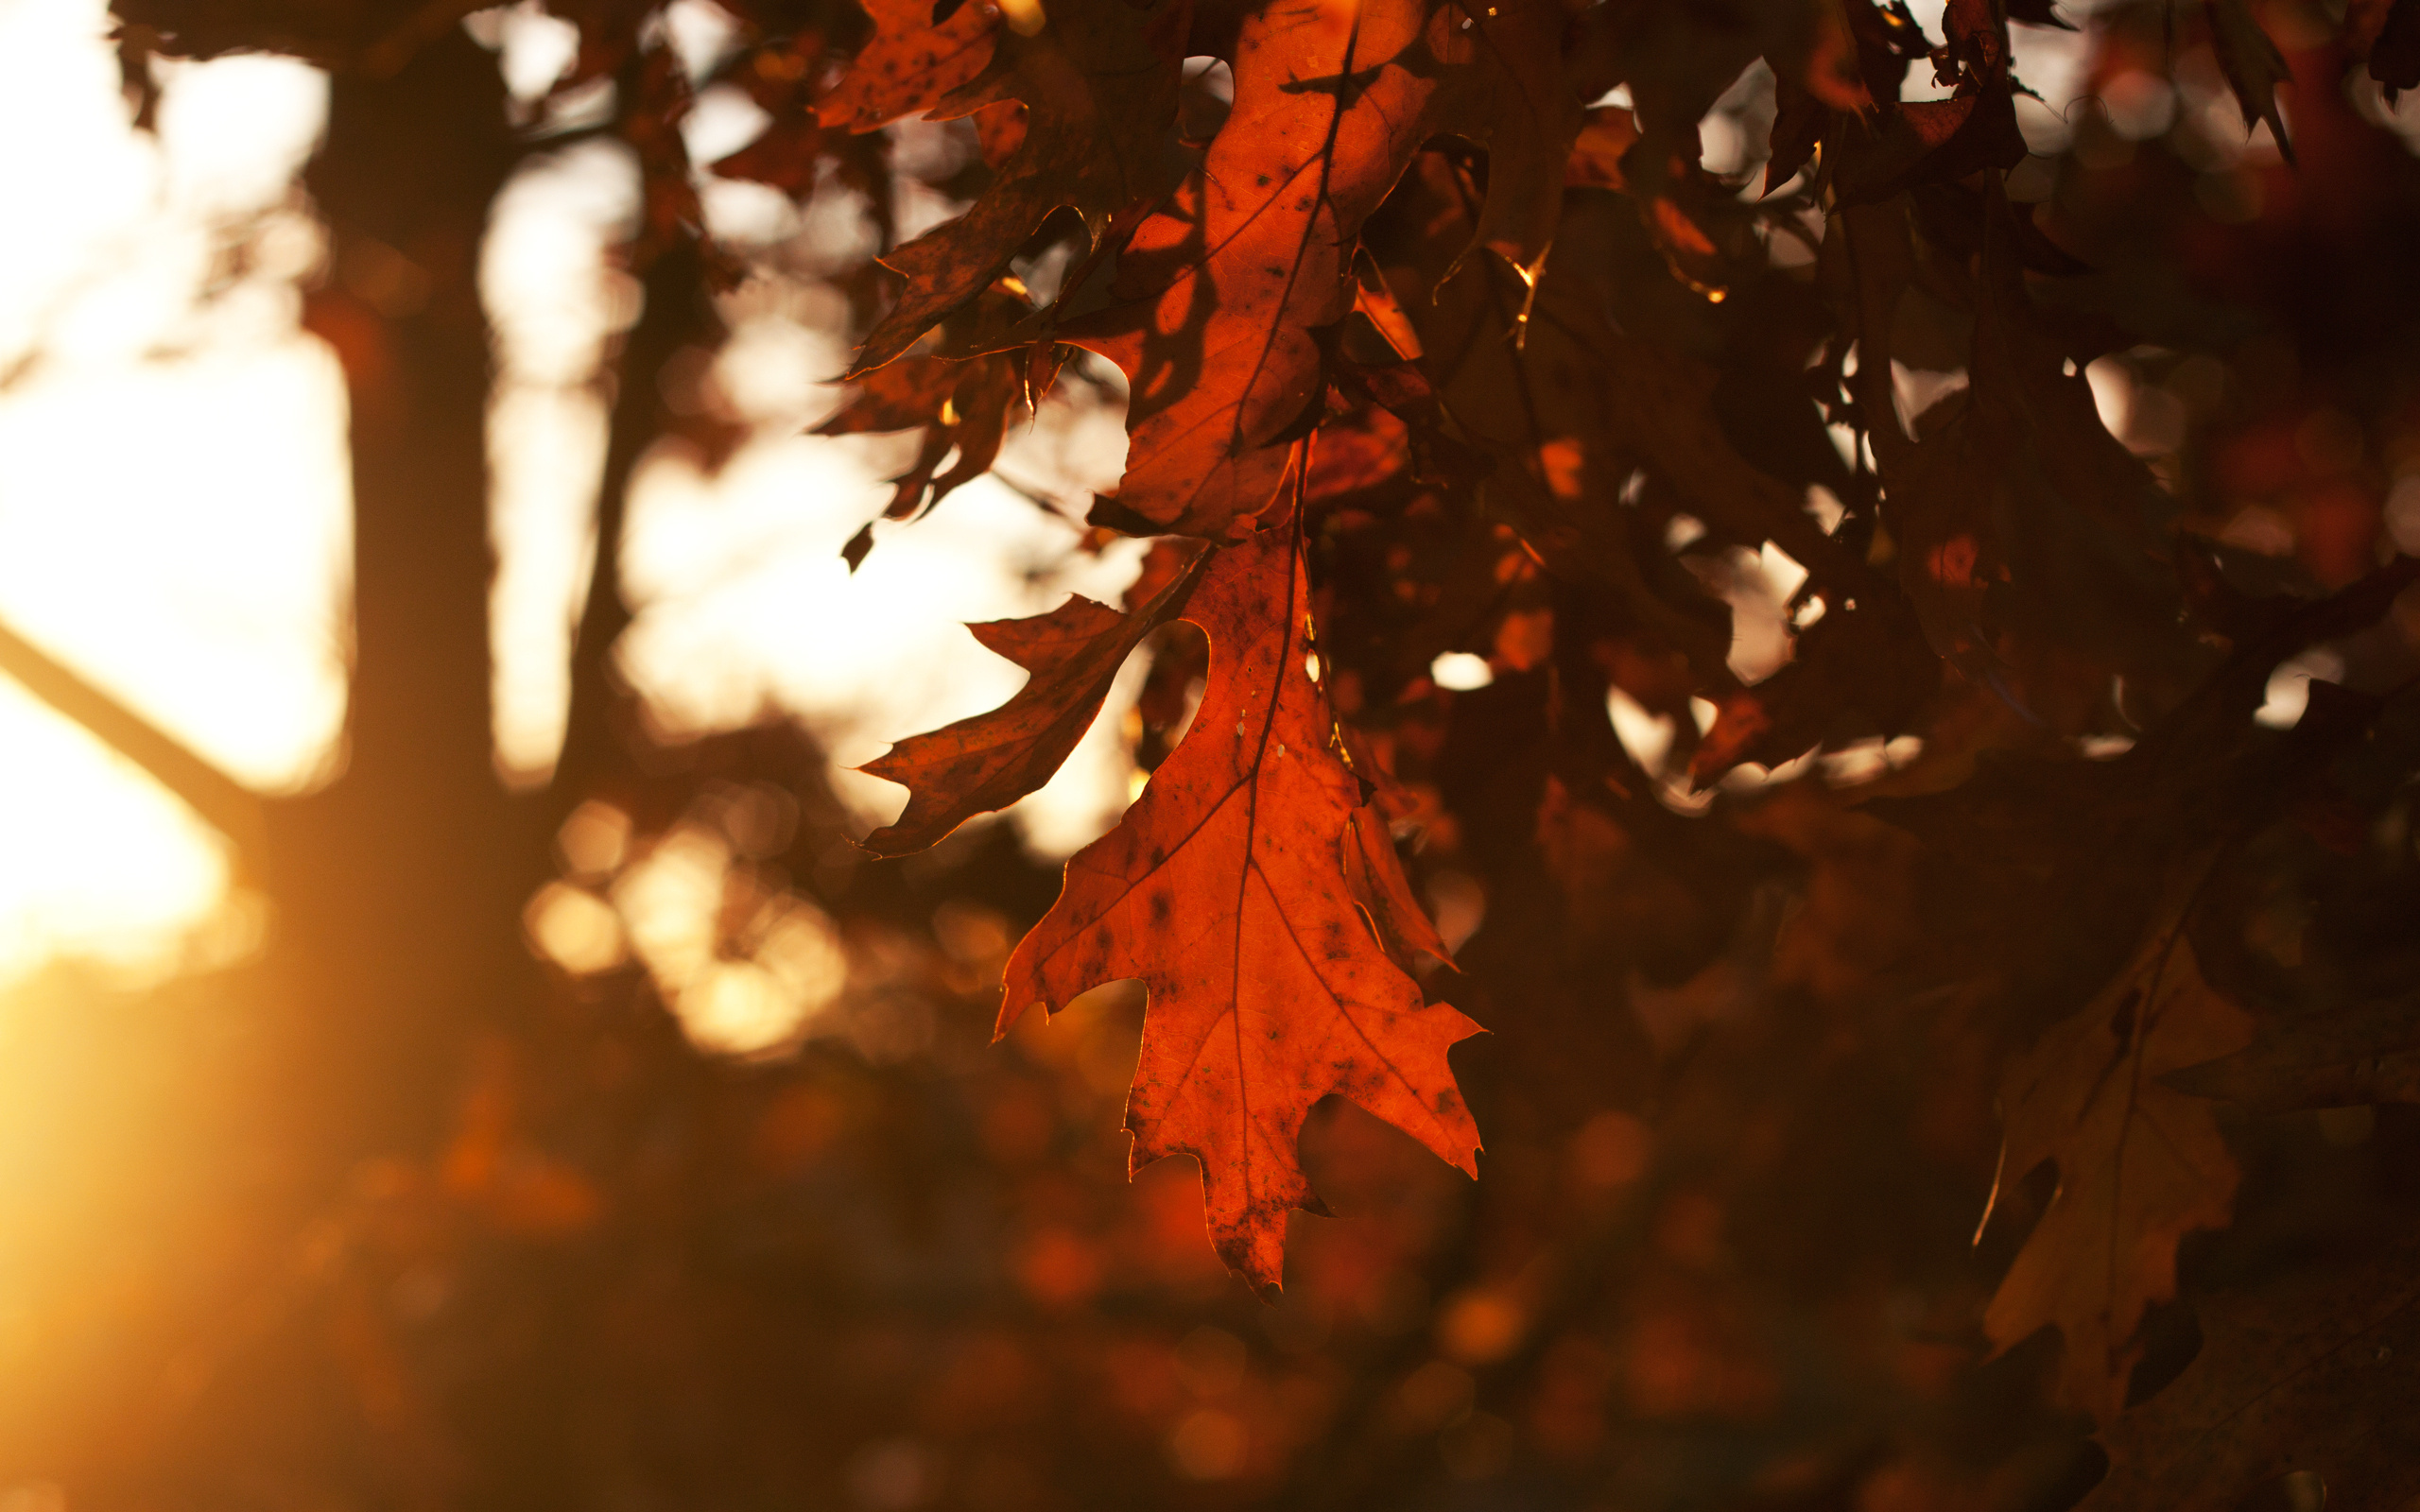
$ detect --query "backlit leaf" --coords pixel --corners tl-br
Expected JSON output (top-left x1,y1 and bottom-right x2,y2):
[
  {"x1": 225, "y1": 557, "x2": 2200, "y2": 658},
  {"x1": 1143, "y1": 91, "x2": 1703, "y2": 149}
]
[
  {"x1": 851, "y1": 0, "x2": 1193, "y2": 374},
  {"x1": 858, "y1": 541, "x2": 1210, "y2": 856},
  {"x1": 1000, "y1": 509, "x2": 1483, "y2": 1288}
]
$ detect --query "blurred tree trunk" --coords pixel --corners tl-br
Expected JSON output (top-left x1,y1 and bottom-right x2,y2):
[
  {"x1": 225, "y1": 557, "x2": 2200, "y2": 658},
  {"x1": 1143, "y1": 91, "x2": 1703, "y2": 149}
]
[
  {"x1": 262, "y1": 30, "x2": 536, "y2": 1166},
  {"x1": 0, "y1": 24, "x2": 732, "y2": 1498}
]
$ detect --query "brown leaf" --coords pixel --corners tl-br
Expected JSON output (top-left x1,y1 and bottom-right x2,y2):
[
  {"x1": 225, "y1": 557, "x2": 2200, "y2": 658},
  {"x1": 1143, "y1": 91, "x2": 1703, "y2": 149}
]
[
  {"x1": 1688, "y1": 586, "x2": 1940, "y2": 782},
  {"x1": 817, "y1": 0, "x2": 999, "y2": 133},
  {"x1": 1370, "y1": 166, "x2": 1841, "y2": 696},
  {"x1": 2166, "y1": 995, "x2": 2420, "y2": 1113},
  {"x1": 1831, "y1": 0, "x2": 2028, "y2": 205},
  {"x1": 813, "y1": 338, "x2": 1044, "y2": 517},
  {"x1": 1835, "y1": 189, "x2": 2188, "y2": 716},
  {"x1": 851, "y1": 0, "x2": 1193, "y2": 374},
  {"x1": 2204, "y1": 0, "x2": 2296, "y2": 163},
  {"x1": 1983, "y1": 921, "x2": 2256, "y2": 1424},
  {"x1": 2083, "y1": 1225, "x2": 2420, "y2": 1510},
  {"x1": 1763, "y1": 73, "x2": 1828, "y2": 196},
  {"x1": 709, "y1": 35, "x2": 829, "y2": 198},
  {"x1": 859, "y1": 540, "x2": 1211, "y2": 856},
  {"x1": 1564, "y1": 104, "x2": 1639, "y2": 191},
  {"x1": 710, "y1": 116, "x2": 824, "y2": 197},
  {"x1": 2373, "y1": 0, "x2": 2420, "y2": 95},
  {"x1": 1443, "y1": 0, "x2": 1585, "y2": 289},
  {"x1": 814, "y1": 353, "x2": 962, "y2": 436},
  {"x1": 1000, "y1": 513, "x2": 1483, "y2": 1288}
]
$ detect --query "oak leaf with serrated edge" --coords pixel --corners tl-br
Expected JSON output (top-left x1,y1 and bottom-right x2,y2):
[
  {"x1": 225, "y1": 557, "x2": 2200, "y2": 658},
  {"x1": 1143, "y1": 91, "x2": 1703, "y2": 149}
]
[
  {"x1": 816, "y1": 0, "x2": 997, "y2": 133},
  {"x1": 999, "y1": 511, "x2": 1483, "y2": 1289},
  {"x1": 849, "y1": 0, "x2": 1193, "y2": 376},
  {"x1": 1059, "y1": 0, "x2": 1578, "y2": 539},
  {"x1": 856, "y1": 540, "x2": 1210, "y2": 856},
  {"x1": 1982, "y1": 922, "x2": 2255, "y2": 1425}
]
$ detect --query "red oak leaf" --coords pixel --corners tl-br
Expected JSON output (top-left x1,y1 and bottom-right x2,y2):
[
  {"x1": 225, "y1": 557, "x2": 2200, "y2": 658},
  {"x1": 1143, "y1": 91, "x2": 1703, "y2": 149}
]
[
  {"x1": 1000, "y1": 507, "x2": 1484, "y2": 1289},
  {"x1": 857, "y1": 540, "x2": 1210, "y2": 856},
  {"x1": 817, "y1": 0, "x2": 998, "y2": 133},
  {"x1": 1060, "y1": 0, "x2": 1578, "y2": 538},
  {"x1": 849, "y1": 0, "x2": 1193, "y2": 375}
]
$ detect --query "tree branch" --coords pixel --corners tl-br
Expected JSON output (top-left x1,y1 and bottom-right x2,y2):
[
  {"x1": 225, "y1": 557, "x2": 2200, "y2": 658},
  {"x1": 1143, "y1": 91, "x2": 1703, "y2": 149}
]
[
  {"x1": 549, "y1": 231, "x2": 722, "y2": 819},
  {"x1": 0, "y1": 613, "x2": 266, "y2": 855}
]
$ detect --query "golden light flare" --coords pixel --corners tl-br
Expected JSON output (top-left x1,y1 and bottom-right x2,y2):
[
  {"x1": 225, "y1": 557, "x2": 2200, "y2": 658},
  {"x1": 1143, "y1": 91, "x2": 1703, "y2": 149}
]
[{"x1": 0, "y1": 1, "x2": 1153, "y2": 1001}]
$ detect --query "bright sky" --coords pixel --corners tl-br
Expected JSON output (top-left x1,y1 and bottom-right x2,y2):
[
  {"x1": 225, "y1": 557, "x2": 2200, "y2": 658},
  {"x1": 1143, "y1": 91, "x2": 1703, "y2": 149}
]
[{"x1": 0, "y1": 0, "x2": 1143, "y2": 993}]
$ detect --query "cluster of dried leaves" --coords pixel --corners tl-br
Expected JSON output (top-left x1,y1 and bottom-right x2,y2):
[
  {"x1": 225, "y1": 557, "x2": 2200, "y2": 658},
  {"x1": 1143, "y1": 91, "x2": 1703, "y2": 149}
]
[
  {"x1": 795, "y1": 0, "x2": 2420, "y2": 1500},
  {"x1": 58, "y1": 0, "x2": 2420, "y2": 1505}
]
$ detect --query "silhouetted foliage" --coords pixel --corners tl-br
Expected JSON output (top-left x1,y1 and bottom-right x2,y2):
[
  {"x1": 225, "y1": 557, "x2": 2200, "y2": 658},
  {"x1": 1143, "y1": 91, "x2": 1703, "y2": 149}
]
[{"x1": 16, "y1": 0, "x2": 2420, "y2": 1508}]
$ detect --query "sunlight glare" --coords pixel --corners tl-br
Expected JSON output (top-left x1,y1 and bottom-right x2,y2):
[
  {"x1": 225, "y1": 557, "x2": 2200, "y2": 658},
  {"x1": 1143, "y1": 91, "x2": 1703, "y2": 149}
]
[{"x1": 0, "y1": 1, "x2": 341, "y2": 986}]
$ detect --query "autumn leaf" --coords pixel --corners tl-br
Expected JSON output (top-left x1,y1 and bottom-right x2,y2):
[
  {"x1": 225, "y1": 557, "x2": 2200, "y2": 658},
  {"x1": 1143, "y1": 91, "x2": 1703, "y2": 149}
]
[
  {"x1": 2204, "y1": 0, "x2": 2296, "y2": 163},
  {"x1": 1060, "y1": 0, "x2": 1577, "y2": 538},
  {"x1": 1762, "y1": 74, "x2": 1826, "y2": 195},
  {"x1": 2083, "y1": 1225, "x2": 2420, "y2": 1510},
  {"x1": 1439, "y1": 0, "x2": 1583, "y2": 290},
  {"x1": 857, "y1": 540, "x2": 1210, "y2": 856},
  {"x1": 1372, "y1": 162, "x2": 1849, "y2": 696},
  {"x1": 1564, "y1": 104, "x2": 1639, "y2": 190},
  {"x1": 1342, "y1": 803, "x2": 1456, "y2": 971},
  {"x1": 1687, "y1": 581, "x2": 1938, "y2": 782},
  {"x1": 1000, "y1": 511, "x2": 1484, "y2": 1288},
  {"x1": 816, "y1": 0, "x2": 999, "y2": 133},
  {"x1": 709, "y1": 34, "x2": 829, "y2": 198},
  {"x1": 1835, "y1": 186, "x2": 2187, "y2": 717},
  {"x1": 2374, "y1": 0, "x2": 2420, "y2": 97},
  {"x1": 1982, "y1": 919, "x2": 2256, "y2": 1424},
  {"x1": 1831, "y1": 0, "x2": 2028, "y2": 205},
  {"x1": 813, "y1": 347, "x2": 1038, "y2": 520},
  {"x1": 2166, "y1": 994, "x2": 2420, "y2": 1113},
  {"x1": 849, "y1": 0, "x2": 1193, "y2": 375}
]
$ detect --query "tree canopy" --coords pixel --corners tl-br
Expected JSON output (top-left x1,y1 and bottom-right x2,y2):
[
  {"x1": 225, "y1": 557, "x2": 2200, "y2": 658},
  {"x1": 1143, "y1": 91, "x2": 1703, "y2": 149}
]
[{"x1": 11, "y1": 0, "x2": 2420, "y2": 1507}]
